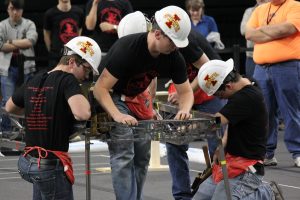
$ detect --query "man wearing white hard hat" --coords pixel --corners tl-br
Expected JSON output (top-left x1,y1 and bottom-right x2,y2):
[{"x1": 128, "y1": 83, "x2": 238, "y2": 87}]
[
  {"x1": 5, "y1": 36, "x2": 101, "y2": 200},
  {"x1": 193, "y1": 59, "x2": 283, "y2": 199},
  {"x1": 117, "y1": 10, "x2": 227, "y2": 200},
  {"x1": 93, "y1": 5, "x2": 194, "y2": 200}
]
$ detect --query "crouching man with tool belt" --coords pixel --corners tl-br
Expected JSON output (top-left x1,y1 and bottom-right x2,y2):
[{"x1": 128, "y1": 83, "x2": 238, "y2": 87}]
[
  {"x1": 193, "y1": 59, "x2": 284, "y2": 200},
  {"x1": 5, "y1": 36, "x2": 101, "y2": 200}
]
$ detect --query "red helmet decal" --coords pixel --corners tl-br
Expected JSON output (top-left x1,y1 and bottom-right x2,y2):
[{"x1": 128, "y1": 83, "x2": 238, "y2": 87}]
[
  {"x1": 204, "y1": 73, "x2": 219, "y2": 88},
  {"x1": 77, "y1": 41, "x2": 94, "y2": 56},
  {"x1": 164, "y1": 14, "x2": 181, "y2": 32}
]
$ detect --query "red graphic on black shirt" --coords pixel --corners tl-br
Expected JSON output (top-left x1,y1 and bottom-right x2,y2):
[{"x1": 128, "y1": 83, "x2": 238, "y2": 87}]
[
  {"x1": 124, "y1": 71, "x2": 158, "y2": 96},
  {"x1": 107, "y1": 12, "x2": 118, "y2": 24},
  {"x1": 186, "y1": 63, "x2": 198, "y2": 81},
  {"x1": 26, "y1": 86, "x2": 53, "y2": 131},
  {"x1": 59, "y1": 18, "x2": 79, "y2": 44},
  {"x1": 100, "y1": 7, "x2": 121, "y2": 33}
]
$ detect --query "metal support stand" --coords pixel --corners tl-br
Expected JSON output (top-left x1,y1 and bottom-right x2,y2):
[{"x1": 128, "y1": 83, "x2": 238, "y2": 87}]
[
  {"x1": 217, "y1": 133, "x2": 232, "y2": 200},
  {"x1": 85, "y1": 131, "x2": 91, "y2": 200}
]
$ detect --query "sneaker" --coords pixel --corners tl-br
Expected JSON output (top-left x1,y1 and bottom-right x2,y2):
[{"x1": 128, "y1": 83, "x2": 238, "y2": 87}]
[
  {"x1": 294, "y1": 157, "x2": 300, "y2": 167},
  {"x1": 264, "y1": 157, "x2": 278, "y2": 166},
  {"x1": 270, "y1": 181, "x2": 284, "y2": 200}
]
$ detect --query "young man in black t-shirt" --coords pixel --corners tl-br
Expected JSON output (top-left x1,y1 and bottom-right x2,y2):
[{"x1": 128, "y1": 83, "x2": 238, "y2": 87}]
[
  {"x1": 117, "y1": 12, "x2": 226, "y2": 199},
  {"x1": 93, "y1": 6, "x2": 194, "y2": 200},
  {"x1": 85, "y1": 0, "x2": 133, "y2": 53},
  {"x1": 193, "y1": 59, "x2": 282, "y2": 199},
  {"x1": 167, "y1": 29, "x2": 226, "y2": 200},
  {"x1": 5, "y1": 36, "x2": 101, "y2": 200},
  {"x1": 44, "y1": 0, "x2": 84, "y2": 70}
]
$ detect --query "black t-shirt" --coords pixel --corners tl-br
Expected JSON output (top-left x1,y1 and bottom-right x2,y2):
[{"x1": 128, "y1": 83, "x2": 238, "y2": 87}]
[
  {"x1": 99, "y1": 32, "x2": 188, "y2": 97},
  {"x1": 44, "y1": 6, "x2": 84, "y2": 55},
  {"x1": 180, "y1": 29, "x2": 221, "y2": 81},
  {"x1": 220, "y1": 84, "x2": 268, "y2": 160},
  {"x1": 12, "y1": 71, "x2": 83, "y2": 152},
  {"x1": 186, "y1": 29, "x2": 221, "y2": 61},
  {"x1": 85, "y1": 0, "x2": 133, "y2": 52}
]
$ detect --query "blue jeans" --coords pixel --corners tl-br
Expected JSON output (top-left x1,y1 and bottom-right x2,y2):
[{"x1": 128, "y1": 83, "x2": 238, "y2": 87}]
[
  {"x1": 253, "y1": 62, "x2": 300, "y2": 159},
  {"x1": 1, "y1": 66, "x2": 34, "y2": 131},
  {"x1": 18, "y1": 155, "x2": 73, "y2": 200},
  {"x1": 166, "y1": 97, "x2": 226, "y2": 200},
  {"x1": 193, "y1": 171, "x2": 273, "y2": 200},
  {"x1": 245, "y1": 56, "x2": 256, "y2": 78},
  {"x1": 108, "y1": 93, "x2": 151, "y2": 200}
]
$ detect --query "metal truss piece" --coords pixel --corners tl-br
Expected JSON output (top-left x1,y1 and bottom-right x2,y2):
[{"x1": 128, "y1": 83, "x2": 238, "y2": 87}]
[{"x1": 91, "y1": 102, "x2": 221, "y2": 145}]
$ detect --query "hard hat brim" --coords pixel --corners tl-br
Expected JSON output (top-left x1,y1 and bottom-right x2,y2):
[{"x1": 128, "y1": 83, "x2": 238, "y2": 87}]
[
  {"x1": 172, "y1": 38, "x2": 189, "y2": 48},
  {"x1": 197, "y1": 58, "x2": 234, "y2": 96},
  {"x1": 154, "y1": 6, "x2": 190, "y2": 48}
]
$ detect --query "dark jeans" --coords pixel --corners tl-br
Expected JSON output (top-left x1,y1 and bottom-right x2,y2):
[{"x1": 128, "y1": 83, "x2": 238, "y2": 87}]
[
  {"x1": 245, "y1": 56, "x2": 256, "y2": 78},
  {"x1": 166, "y1": 143, "x2": 193, "y2": 200},
  {"x1": 1, "y1": 67, "x2": 34, "y2": 132},
  {"x1": 166, "y1": 97, "x2": 226, "y2": 200},
  {"x1": 18, "y1": 155, "x2": 73, "y2": 200},
  {"x1": 108, "y1": 93, "x2": 151, "y2": 200},
  {"x1": 254, "y1": 62, "x2": 300, "y2": 159}
]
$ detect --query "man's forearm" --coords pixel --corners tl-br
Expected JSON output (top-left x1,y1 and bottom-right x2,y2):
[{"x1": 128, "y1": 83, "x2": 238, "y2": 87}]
[
  {"x1": 246, "y1": 22, "x2": 297, "y2": 43},
  {"x1": 0, "y1": 42, "x2": 18, "y2": 53},
  {"x1": 190, "y1": 78, "x2": 200, "y2": 92},
  {"x1": 259, "y1": 22, "x2": 297, "y2": 39},
  {"x1": 12, "y1": 39, "x2": 32, "y2": 49},
  {"x1": 93, "y1": 87, "x2": 120, "y2": 120},
  {"x1": 43, "y1": 30, "x2": 51, "y2": 52},
  {"x1": 245, "y1": 28, "x2": 273, "y2": 43},
  {"x1": 178, "y1": 92, "x2": 193, "y2": 113},
  {"x1": 85, "y1": 2, "x2": 98, "y2": 30},
  {"x1": 5, "y1": 98, "x2": 24, "y2": 115}
]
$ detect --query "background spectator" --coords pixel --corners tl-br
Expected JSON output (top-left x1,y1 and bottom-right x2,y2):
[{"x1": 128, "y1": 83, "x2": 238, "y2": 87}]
[
  {"x1": 85, "y1": 0, "x2": 133, "y2": 55},
  {"x1": 0, "y1": 0, "x2": 37, "y2": 131},
  {"x1": 246, "y1": 0, "x2": 300, "y2": 167},
  {"x1": 185, "y1": 0, "x2": 224, "y2": 50},
  {"x1": 240, "y1": 0, "x2": 268, "y2": 78},
  {"x1": 43, "y1": 0, "x2": 84, "y2": 71}
]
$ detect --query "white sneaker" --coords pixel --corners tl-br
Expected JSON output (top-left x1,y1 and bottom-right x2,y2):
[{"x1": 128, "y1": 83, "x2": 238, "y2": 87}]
[
  {"x1": 264, "y1": 157, "x2": 278, "y2": 166},
  {"x1": 294, "y1": 157, "x2": 300, "y2": 167}
]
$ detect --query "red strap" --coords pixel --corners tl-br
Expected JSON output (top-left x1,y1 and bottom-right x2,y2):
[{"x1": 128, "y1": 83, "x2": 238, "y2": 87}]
[{"x1": 24, "y1": 146, "x2": 48, "y2": 168}]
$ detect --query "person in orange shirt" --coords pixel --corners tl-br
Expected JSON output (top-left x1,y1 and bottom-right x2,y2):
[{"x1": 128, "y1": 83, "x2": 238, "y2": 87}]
[{"x1": 246, "y1": 0, "x2": 300, "y2": 167}]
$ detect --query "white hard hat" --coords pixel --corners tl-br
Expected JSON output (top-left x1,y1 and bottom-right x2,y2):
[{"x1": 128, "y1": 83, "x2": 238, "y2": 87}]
[
  {"x1": 118, "y1": 11, "x2": 150, "y2": 38},
  {"x1": 65, "y1": 36, "x2": 101, "y2": 75},
  {"x1": 155, "y1": 5, "x2": 191, "y2": 48},
  {"x1": 197, "y1": 59, "x2": 234, "y2": 96}
]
